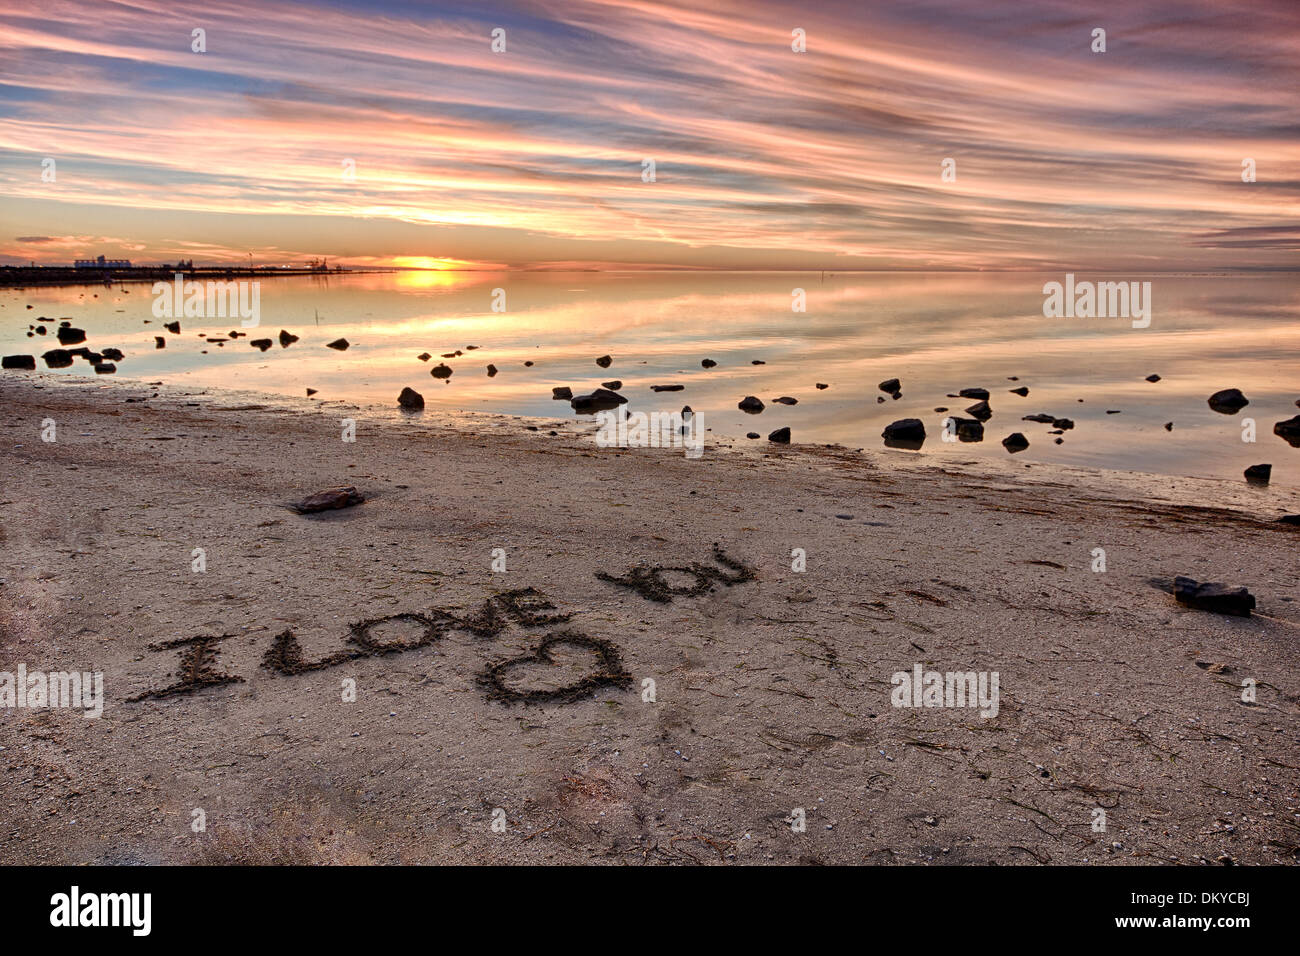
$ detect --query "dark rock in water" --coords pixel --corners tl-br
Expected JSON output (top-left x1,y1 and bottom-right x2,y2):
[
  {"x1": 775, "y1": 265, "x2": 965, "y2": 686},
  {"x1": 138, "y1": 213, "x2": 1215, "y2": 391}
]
[
  {"x1": 523, "y1": 360, "x2": 534, "y2": 367},
  {"x1": 701, "y1": 359, "x2": 717, "y2": 368},
  {"x1": 738, "y1": 396, "x2": 765, "y2": 413},
  {"x1": 1145, "y1": 374, "x2": 1161, "y2": 382},
  {"x1": 250, "y1": 338, "x2": 273, "y2": 351},
  {"x1": 595, "y1": 354, "x2": 612, "y2": 368},
  {"x1": 35, "y1": 325, "x2": 46, "y2": 335},
  {"x1": 1106, "y1": 409, "x2": 1121, "y2": 414},
  {"x1": 1053, "y1": 418, "x2": 1074, "y2": 430},
  {"x1": 397, "y1": 387, "x2": 425, "y2": 410},
  {"x1": 815, "y1": 383, "x2": 828, "y2": 390},
  {"x1": 1164, "y1": 422, "x2": 1173, "y2": 431},
  {"x1": 1009, "y1": 386, "x2": 1029, "y2": 396},
  {"x1": 602, "y1": 380, "x2": 622, "y2": 390},
  {"x1": 571, "y1": 388, "x2": 627, "y2": 413},
  {"x1": 164, "y1": 321, "x2": 180, "y2": 334},
  {"x1": 882, "y1": 418, "x2": 925, "y2": 449},
  {"x1": 1023, "y1": 413, "x2": 1055, "y2": 423},
  {"x1": 326, "y1": 338, "x2": 350, "y2": 351},
  {"x1": 441, "y1": 352, "x2": 458, "y2": 359},
  {"x1": 965, "y1": 400, "x2": 992, "y2": 421},
  {"x1": 878, "y1": 378, "x2": 900, "y2": 395},
  {"x1": 1173, "y1": 576, "x2": 1255, "y2": 616},
  {"x1": 2, "y1": 354, "x2": 36, "y2": 370},
  {"x1": 93, "y1": 362, "x2": 116, "y2": 374},
  {"x1": 466, "y1": 345, "x2": 479, "y2": 350},
  {"x1": 1054, "y1": 437, "x2": 1064, "y2": 444},
  {"x1": 1273, "y1": 415, "x2": 1300, "y2": 447},
  {"x1": 1278, "y1": 514, "x2": 1300, "y2": 526},
  {"x1": 486, "y1": 364, "x2": 498, "y2": 377},
  {"x1": 552, "y1": 386, "x2": 573, "y2": 400},
  {"x1": 768, "y1": 427, "x2": 791, "y2": 444},
  {"x1": 154, "y1": 336, "x2": 166, "y2": 349},
  {"x1": 751, "y1": 359, "x2": 765, "y2": 365},
  {"x1": 279, "y1": 330, "x2": 299, "y2": 347},
  {"x1": 876, "y1": 396, "x2": 885, "y2": 403},
  {"x1": 418, "y1": 352, "x2": 431, "y2": 361},
  {"x1": 1207, "y1": 388, "x2": 1248, "y2": 414},
  {"x1": 951, "y1": 417, "x2": 984, "y2": 442},
  {"x1": 306, "y1": 388, "x2": 318, "y2": 397},
  {"x1": 100, "y1": 347, "x2": 124, "y2": 361},
  {"x1": 1244, "y1": 463, "x2": 1271, "y2": 484},
  {"x1": 772, "y1": 396, "x2": 798, "y2": 405},
  {"x1": 651, "y1": 384, "x2": 684, "y2": 392},
  {"x1": 1002, "y1": 432, "x2": 1029, "y2": 452},
  {"x1": 42, "y1": 349, "x2": 73, "y2": 368},
  {"x1": 56, "y1": 326, "x2": 86, "y2": 345},
  {"x1": 746, "y1": 432, "x2": 760, "y2": 439},
  {"x1": 294, "y1": 486, "x2": 364, "y2": 514},
  {"x1": 430, "y1": 363, "x2": 453, "y2": 380},
  {"x1": 958, "y1": 387, "x2": 989, "y2": 400}
]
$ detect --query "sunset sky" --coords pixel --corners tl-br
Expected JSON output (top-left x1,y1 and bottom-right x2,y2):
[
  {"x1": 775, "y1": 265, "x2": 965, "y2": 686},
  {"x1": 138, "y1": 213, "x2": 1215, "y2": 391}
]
[{"x1": 0, "y1": 0, "x2": 1296, "y2": 271}]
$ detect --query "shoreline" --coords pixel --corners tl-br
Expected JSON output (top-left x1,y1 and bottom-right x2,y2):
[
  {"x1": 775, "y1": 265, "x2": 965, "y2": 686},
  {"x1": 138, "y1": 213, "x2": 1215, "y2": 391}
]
[{"x1": 1, "y1": 375, "x2": 1297, "y2": 864}]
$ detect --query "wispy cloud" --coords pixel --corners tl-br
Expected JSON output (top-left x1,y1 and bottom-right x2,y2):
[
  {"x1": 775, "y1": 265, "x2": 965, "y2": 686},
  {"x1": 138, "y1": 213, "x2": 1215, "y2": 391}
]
[{"x1": 0, "y1": 0, "x2": 1296, "y2": 268}]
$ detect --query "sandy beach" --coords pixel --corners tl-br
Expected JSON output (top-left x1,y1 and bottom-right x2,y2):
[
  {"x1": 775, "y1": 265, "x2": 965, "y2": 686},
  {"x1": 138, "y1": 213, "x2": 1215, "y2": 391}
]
[{"x1": 0, "y1": 373, "x2": 1296, "y2": 865}]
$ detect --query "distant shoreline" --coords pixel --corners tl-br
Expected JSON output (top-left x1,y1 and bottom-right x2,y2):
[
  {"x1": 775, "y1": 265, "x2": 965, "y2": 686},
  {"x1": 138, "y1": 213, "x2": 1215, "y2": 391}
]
[{"x1": 0, "y1": 266, "x2": 395, "y2": 289}]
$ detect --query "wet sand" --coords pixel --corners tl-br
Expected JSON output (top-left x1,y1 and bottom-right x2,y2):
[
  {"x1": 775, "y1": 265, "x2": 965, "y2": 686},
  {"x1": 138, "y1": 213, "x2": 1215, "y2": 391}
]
[{"x1": 1, "y1": 374, "x2": 1297, "y2": 865}]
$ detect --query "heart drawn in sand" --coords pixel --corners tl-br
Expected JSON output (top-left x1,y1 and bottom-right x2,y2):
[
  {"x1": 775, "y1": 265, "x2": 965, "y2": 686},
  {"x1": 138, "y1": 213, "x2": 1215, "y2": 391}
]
[{"x1": 478, "y1": 631, "x2": 632, "y2": 705}]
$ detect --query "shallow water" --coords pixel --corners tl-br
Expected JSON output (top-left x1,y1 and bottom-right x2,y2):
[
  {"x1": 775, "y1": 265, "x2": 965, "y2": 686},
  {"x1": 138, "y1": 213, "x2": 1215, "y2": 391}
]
[{"x1": 4, "y1": 271, "x2": 1298, "y2": 488}]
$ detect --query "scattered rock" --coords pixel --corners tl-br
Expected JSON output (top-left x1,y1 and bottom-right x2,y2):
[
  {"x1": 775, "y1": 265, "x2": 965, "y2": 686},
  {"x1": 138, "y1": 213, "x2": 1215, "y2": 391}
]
[
  {"x1": 294, "y1": 486, "x2": 365, "y2": 514},
  {"x1": 1207, "y1": 388, "x2": 1248, "y2": 414},
  {"x1": 958, "y1": 387, "x2": 989, "y2": 400},
  {"x1": 552, "y1": 386, "x2": 573, "y2": 400},
  {"x1": 250, "y1": 338, "x2": 273, "y2": 351},
  {"x1": 965, "y1": 400, "x2": 992, "y2": 421},
  {"x1": 164, "y1": 321, "x2": 180, "y2": 334},
  {"x1": 882, "y1": 418, "x2": 925, "y2": 448},
  {"x1": 279, "y1": 330, "x2": 299, "y2": 347},
  {"x1": 596, "y1": 355, "x2": 612, "y2": 368},
  {"x1": 431, "y1": 363, "x2": 453, "y2": 380},
  {"x1": 746, "y1": 432, "x2": 760, "y2": 439},
  {"x1": 768, "y1": 427, "x2": 791, "y2": 443},
  {"x1": 100, "y1": 347, "x2": 124, "y2": 361},
  {"x1": 601, "y1": 380, "x2": 622, "y2": 390},
  {"x1": 1009, "y1": 386, "x2": 1029, "y2": 396},
  {"x1": 2, "y1": 354, "x2": 35, "y2": 370},
  {"x1": 523, "y1": 360, "x2": 534, "y2": 367},
  {"x1": 398, "y1": 387, "x2": 425, "y2": 410},
  {"x1": 56, "y1": 326, "x2": 86, "y2": 345},
  {"x1": 951, "y1": 417, "x2": 984, "y2": 442},
  {"x1": 934, "y1": 406, "x2": 948, "y2": 413},
  {"x1": 306, "y1": 388, "x2": 318, "y2": 397},
  {"x1": 1173, "y1": 576, "x2": 1255, "y2": 616},
  {"x1": 1278, "y1": 515, "x2": 1300, "y2": 526},
  {"x1": 93, "y1": 362, "x2": 116, "y2": 374},
  {"x1": 1244, "y1": 463, "x2": 1271, "y2": 485},
  {"x1": 1106, "y1": 409, "x2": 1122, "y2": 414},
  {"x1": 486, "y1": 364, "x2": 498, "y2": 377},
  {"x1": 815, "y1": 383, "x2": 828, "y2": 390},
  {"x1": 651, "y1": 384, "x2": 684, "y2": 392},
  {"x1": 701, "y1": 359, "x2": 717, "y2": 368},
  {"x1": 1164, "y1": 422, "x2": 1173, "y2": 431},
  {"x1": 418, "y1": 352, "x2": 431, "y2": 361},
  {"x1": 571, "y1": 389, "x2": 627, "y2": 413},
  {"x1": 326, "y1": 338, "x2": 350, "y2": 351},
  {"x1": 772, "y1": 396, "x2": 798, "y2": 405},
  {"x1": 154, "y1": 336, "x2": 165, "y2": 349},
  {"x1": 738, "y1": 396, "x2": 765, "y2": 413},
  {"x1": 1002, "y1": 432, "x2": 1029, "y2": 452},
  {"x1": 878, "y1": 378, "x2": 901, "y2": 396},
  {"x1": 42, "y1": 349, "x2": 73, "y2": 368},
  {"x1": 1145, "y1": 374, "x2": 1161, "y2": 382},
  {"x1": 1273, "y1": 415, "x2": 1300, "y2": 447}
]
